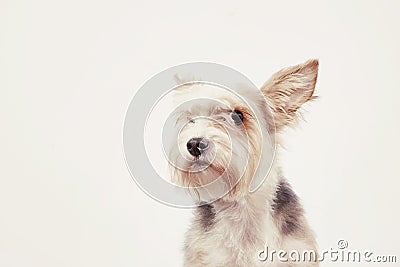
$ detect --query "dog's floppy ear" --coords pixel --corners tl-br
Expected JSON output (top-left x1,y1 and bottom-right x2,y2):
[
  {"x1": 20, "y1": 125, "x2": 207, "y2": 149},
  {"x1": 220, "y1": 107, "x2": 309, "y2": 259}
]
[{"x1": 261, "y1": 59, "x2": 318, "y2": 130}]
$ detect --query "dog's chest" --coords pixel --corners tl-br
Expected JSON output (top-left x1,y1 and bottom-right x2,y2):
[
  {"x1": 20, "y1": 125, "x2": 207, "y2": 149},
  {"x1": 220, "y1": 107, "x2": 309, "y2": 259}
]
[{"x1": 185, "y1": 203, "x2": 279, "y2": 266}]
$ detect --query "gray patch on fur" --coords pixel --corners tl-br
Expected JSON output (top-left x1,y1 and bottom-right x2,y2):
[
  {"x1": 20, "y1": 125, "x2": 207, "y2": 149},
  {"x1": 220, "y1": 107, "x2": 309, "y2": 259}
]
[
  {"x1": 272, "y1": 181, "x2": 304, "y2": 235},
  {"x1": 196, "y1": 204, "x2": 216, "y2": 231}
]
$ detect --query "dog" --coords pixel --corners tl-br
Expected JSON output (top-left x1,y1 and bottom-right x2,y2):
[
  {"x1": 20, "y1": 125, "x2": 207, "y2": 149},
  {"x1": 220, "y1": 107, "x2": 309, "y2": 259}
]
[{"x1": 168, "y1": 59, "x2": 319, "y2": 266}]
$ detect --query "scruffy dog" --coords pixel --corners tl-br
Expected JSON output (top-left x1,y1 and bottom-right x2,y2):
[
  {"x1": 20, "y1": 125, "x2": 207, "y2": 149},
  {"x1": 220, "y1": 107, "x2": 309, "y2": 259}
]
[{"x1": 169, "y1": 59, "x2": 319, "y2": 266}]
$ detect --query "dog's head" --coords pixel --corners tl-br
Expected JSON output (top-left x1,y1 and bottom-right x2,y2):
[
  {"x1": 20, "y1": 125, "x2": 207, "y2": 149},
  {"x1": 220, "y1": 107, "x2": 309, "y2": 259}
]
[{"x1": 168, "y1": 59, "x2": 318, "y2": 202}]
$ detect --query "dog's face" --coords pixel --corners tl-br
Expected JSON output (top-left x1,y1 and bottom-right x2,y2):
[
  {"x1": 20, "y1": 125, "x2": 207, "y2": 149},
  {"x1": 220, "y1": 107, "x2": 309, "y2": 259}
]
[{"x1": 168, "y1": 60, "x2": 319, "y2": 202}]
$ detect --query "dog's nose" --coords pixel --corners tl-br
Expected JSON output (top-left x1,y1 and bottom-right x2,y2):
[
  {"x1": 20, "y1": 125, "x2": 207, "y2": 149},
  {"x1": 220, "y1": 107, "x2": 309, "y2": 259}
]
[{"x1": 186, "y1": 138, "x2": 209, "y2": 157}]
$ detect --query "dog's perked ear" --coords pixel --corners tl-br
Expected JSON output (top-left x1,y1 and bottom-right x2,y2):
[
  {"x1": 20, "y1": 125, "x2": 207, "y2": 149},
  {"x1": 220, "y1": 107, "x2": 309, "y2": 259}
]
[{"x1": 261, "y1": 59, "x2": 319, "y2": 130}]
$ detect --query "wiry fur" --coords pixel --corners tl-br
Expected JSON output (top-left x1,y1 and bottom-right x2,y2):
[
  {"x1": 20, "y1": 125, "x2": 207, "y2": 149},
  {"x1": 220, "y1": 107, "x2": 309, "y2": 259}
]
[{"x1": 169, "y1": 59, "x2": 319, "y2": 266}]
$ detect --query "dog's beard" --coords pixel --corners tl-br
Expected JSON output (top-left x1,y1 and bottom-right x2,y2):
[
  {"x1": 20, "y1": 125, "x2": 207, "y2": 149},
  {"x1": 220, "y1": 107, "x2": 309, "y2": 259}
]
[{"x1": 169, "y1": 129, "x2": 251, "y2": 202}]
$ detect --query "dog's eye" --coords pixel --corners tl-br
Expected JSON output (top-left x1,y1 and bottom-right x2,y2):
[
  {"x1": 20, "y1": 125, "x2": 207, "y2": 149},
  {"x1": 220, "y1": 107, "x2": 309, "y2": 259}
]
[{"x1": 231, "y1": 110, "x2": 244, "y2": 125}]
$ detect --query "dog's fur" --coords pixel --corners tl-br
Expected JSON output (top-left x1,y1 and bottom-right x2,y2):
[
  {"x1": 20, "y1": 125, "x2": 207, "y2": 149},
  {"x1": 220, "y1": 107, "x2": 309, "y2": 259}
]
[{"x1": 169, "y1": 59, "x2": 319, "y2": 266}]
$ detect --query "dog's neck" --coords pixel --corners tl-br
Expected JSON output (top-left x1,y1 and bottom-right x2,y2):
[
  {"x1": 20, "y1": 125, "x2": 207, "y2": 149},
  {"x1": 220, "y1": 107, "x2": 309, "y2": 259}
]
[
  {"x1": 215, "y1": 160, "x2": 281, "y2": 208},
  {"x1": 199, "y1": 163, "x2": 282, "y2": 228},
  {"x1": 194, "y1": 165, "x2": 283, "y2": 255}
]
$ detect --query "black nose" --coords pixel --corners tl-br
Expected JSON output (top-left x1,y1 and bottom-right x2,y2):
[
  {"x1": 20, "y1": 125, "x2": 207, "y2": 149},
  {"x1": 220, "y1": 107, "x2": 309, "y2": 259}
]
[{"x1": 186, "y1": 138, "x2": 209, "y2": 157}]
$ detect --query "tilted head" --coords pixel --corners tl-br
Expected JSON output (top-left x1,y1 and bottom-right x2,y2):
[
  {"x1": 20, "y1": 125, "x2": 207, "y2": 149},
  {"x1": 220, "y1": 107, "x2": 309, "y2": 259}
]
[{"x1": 168, "y1": 59, "x2": 319, "y2": 202}]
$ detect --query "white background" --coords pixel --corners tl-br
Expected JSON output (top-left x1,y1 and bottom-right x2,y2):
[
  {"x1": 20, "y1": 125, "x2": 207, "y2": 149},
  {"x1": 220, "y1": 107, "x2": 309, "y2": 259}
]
[{"x1": 1, "y1": 1, "x2": 400, "y2": 266}]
